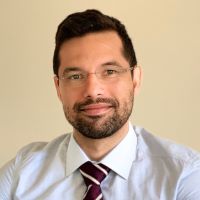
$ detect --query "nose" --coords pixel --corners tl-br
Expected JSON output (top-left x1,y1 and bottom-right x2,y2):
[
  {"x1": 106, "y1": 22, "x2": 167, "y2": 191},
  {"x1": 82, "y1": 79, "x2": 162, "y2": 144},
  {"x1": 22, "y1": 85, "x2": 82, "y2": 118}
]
[{"x1": 83, "y1": 73, "x2": 104, "y2": 98}]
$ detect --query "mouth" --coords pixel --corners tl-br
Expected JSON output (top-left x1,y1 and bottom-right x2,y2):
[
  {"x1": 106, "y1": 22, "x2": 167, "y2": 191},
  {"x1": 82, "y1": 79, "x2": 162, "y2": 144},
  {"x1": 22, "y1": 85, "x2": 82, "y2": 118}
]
[{"x1": 79, "y1": 103, "x2": 114, "y2": 116}]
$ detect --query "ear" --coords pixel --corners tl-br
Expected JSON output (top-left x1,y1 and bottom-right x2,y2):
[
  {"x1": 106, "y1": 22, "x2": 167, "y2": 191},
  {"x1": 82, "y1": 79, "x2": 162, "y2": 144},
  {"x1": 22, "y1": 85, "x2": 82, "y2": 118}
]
[
  {"x1": 132, "y1": 66, "x2": 142, "y2": 95},
  {"x1": 54, "y1": 76, "x2": 63, "y2": 102}
]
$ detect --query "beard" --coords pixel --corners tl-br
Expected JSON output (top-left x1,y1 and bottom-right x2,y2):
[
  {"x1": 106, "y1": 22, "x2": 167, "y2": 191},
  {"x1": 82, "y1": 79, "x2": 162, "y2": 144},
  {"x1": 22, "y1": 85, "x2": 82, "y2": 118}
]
[{"x1": 63, "y1": 93, "x2": 134, "y2": 139}]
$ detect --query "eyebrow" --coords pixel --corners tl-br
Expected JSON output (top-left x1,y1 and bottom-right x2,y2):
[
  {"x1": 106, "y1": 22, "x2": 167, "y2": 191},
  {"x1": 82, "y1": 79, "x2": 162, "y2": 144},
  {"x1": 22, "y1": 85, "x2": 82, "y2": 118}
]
[
  {"x1": 62, "y1": 67, "x2": 82, "y2": 75},
  {"x1": 101, "y1": 61, "x2": 123, "y2": 68},
  {"x1": 62, "y1": 61, "x2": 124, "y2": 75}
]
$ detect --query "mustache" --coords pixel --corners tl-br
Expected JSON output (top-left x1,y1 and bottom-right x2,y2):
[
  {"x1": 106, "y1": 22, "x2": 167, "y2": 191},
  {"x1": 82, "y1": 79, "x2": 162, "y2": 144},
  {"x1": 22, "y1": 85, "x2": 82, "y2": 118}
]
[{"x1": 74, "y1": 98, "x2": 119, "y2": 112}]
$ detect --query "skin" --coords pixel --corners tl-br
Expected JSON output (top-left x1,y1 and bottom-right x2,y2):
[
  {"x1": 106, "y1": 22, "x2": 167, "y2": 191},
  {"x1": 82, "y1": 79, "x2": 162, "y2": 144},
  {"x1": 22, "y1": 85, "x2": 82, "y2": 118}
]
[{"x1": 54, "y1": 31, "x2": 142, "y2": 161}]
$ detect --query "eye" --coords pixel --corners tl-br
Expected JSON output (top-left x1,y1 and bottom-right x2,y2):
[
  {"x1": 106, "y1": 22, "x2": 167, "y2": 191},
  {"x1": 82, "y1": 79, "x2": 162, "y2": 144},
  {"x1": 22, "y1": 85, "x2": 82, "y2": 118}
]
[
  {"x1": 103, "y1": 68, "x2": 120, "y2": 77},
  {"x1": 106, "y1": 69, "x2": 117, "y2": 75},
  {"x1": 64, "y1": 73, "x2": 84, "y2": 80},
  {"x1": 70, "y1": 74, "x2": 82, "y2": 80}
]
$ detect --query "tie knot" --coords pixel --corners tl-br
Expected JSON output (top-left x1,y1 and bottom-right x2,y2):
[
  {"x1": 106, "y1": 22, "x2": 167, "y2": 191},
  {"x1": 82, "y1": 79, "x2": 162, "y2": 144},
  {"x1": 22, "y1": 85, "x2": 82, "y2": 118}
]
[{"x1": 79, "y1": 161, "x2": 110, "y2": 187}]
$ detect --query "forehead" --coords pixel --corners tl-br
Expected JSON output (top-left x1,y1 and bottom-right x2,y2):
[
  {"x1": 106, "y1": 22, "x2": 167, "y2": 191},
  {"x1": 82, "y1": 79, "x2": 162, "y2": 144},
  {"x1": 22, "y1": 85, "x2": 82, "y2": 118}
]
[{"x1": 58, "y1": 31, "x2": 128, "y2": 73}]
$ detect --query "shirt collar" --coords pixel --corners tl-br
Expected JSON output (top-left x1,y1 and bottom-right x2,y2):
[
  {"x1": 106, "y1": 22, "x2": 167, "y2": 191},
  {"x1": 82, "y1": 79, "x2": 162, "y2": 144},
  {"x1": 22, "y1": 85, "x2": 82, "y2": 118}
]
[
  {"x1": 100, "y1": 122, "x2": 137, "y2": 179},
  {"x1": 66, "y1": 134, "x2": 89, "y2": 176},
  {"x1": 66, "y1": 122, "x2": 137, "y2": 179}
]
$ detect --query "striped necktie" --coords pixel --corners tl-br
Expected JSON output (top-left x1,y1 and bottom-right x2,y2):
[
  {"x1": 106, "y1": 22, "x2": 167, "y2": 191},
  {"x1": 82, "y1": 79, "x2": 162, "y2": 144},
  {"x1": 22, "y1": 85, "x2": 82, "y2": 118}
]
[{"x1": 79, "y1": 161, "x2": 110, "y2": 200}]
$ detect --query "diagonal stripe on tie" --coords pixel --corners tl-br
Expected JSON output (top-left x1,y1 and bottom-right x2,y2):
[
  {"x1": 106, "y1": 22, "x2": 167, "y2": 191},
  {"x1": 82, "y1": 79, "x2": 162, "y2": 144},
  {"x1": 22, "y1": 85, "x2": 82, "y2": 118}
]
[
  {"x1": 79, "y1": 161, "x2": 110, "y2": 200},
  {"x1": 80, "y1": 169, "x2": 100, "y2": 185},
  {"x1": 93, "y1": 164, "x2": 109, "y2": 175}
]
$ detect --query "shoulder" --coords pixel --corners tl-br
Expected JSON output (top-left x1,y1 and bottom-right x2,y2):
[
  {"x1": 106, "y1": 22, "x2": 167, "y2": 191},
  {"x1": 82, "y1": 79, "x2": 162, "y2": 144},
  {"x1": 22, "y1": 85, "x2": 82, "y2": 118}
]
[
  {"x1": 1, "y1": 133, "x2": 71, "y2": 173},
  {"x1": 16, "y1": 133, "x2": 71, "y2": 162},
  {"x1": 132, "y1": 126, "x2": 200, "y2": 199},
  {"x1": 133, "y1": 126, "x2": 200, "y2": 167},
  {"x1": 0, "y1": 134, "x2": 71, "y2": 197}
]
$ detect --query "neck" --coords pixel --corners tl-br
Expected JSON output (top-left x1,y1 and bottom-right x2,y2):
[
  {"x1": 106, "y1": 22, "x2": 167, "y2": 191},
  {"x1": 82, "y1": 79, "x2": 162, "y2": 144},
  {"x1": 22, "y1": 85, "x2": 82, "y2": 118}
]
[{"x1": 73, "y1": 122, "x2": 129, "y2": 161}]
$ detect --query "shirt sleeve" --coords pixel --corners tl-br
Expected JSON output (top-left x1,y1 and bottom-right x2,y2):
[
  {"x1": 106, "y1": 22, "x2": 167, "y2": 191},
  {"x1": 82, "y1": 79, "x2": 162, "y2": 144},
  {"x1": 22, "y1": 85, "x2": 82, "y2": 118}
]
[
  {"x1": 0, "y1": 159, "x2": 16, "y2": 200},
  {"x1": 177, "y1": 158, "x2": 200, "y2": 200}
]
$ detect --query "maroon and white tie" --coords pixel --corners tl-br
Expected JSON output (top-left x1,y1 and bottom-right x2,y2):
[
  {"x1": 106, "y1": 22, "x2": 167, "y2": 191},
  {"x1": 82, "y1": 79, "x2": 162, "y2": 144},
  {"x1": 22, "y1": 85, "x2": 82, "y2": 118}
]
[{"x1": 79, "y1": 161, "x2": 110, "y2": 200}]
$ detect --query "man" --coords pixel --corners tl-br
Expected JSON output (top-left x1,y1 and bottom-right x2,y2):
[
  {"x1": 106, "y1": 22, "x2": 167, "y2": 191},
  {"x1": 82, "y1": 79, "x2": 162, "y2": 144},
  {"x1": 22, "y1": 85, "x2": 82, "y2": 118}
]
[{"x1": 0, "y1": 9, "x2": 200, "y2": 200}]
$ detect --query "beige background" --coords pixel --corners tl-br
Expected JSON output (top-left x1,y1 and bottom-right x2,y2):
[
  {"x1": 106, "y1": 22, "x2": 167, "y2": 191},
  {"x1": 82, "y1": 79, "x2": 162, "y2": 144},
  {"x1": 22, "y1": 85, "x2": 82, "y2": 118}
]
[{"x1": 0, "y1": 0, "x2": 199, "y2": 167}]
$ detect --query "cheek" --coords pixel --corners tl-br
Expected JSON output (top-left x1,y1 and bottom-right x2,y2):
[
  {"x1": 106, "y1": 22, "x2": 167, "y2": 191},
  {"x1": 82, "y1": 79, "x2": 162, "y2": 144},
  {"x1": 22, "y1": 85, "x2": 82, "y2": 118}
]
[
  {"x1": 60, "y1": 88, "x2": 82, "y2": 108},
  {"x1": 112, "y1": 83, "x2": 134, "y2": 107},
  {"x1": 110, "y1": 80, "x2": 134, "y2": 96}
]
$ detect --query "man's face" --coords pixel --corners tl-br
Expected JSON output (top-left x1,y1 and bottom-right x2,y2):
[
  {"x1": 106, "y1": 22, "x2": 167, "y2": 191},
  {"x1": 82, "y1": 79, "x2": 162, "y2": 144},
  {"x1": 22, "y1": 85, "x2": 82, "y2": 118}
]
[{"x1": 54, "y1": 31, "x2": 141, "y2": 139}]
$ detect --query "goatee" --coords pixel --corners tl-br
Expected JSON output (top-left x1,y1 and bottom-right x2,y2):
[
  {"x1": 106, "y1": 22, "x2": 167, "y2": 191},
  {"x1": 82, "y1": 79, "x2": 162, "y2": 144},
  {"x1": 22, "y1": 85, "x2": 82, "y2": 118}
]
[{"x1": 64, "y1": 94, "x2": 134, "y2": 139}]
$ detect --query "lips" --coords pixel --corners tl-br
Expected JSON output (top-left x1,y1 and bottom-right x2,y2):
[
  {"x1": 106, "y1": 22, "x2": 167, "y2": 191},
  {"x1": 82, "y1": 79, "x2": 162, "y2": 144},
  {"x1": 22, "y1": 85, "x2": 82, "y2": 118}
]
[
  {"x1": 74, "y1": 97, "x2": 119, "y2": 117},
  {"x1": 79, "y1": 103, "x2": 113, "y2": 116}
]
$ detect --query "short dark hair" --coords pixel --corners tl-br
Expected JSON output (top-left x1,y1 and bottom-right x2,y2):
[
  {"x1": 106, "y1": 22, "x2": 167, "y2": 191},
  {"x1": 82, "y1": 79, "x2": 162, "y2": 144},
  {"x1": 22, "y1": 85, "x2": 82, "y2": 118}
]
[{"x1": 53, "y1": 9, "x2": 137, "y2": 76}]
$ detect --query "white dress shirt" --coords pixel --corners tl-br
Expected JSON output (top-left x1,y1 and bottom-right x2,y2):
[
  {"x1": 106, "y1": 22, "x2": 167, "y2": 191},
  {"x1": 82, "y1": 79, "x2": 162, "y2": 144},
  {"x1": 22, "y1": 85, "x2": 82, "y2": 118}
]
[{"x1": 1, "y1": 123, "x2": 200, "y2": 200}]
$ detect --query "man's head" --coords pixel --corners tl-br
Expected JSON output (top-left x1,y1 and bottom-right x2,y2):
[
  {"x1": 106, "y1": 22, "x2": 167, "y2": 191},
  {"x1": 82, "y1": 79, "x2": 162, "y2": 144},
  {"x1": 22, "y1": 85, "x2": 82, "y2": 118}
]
[
  {"x1": 53, "y1": 9, "x2": 137, "y2": 76},
  {"x1": 53, "y1": 10, "x2": 141, "y2": 140}
]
